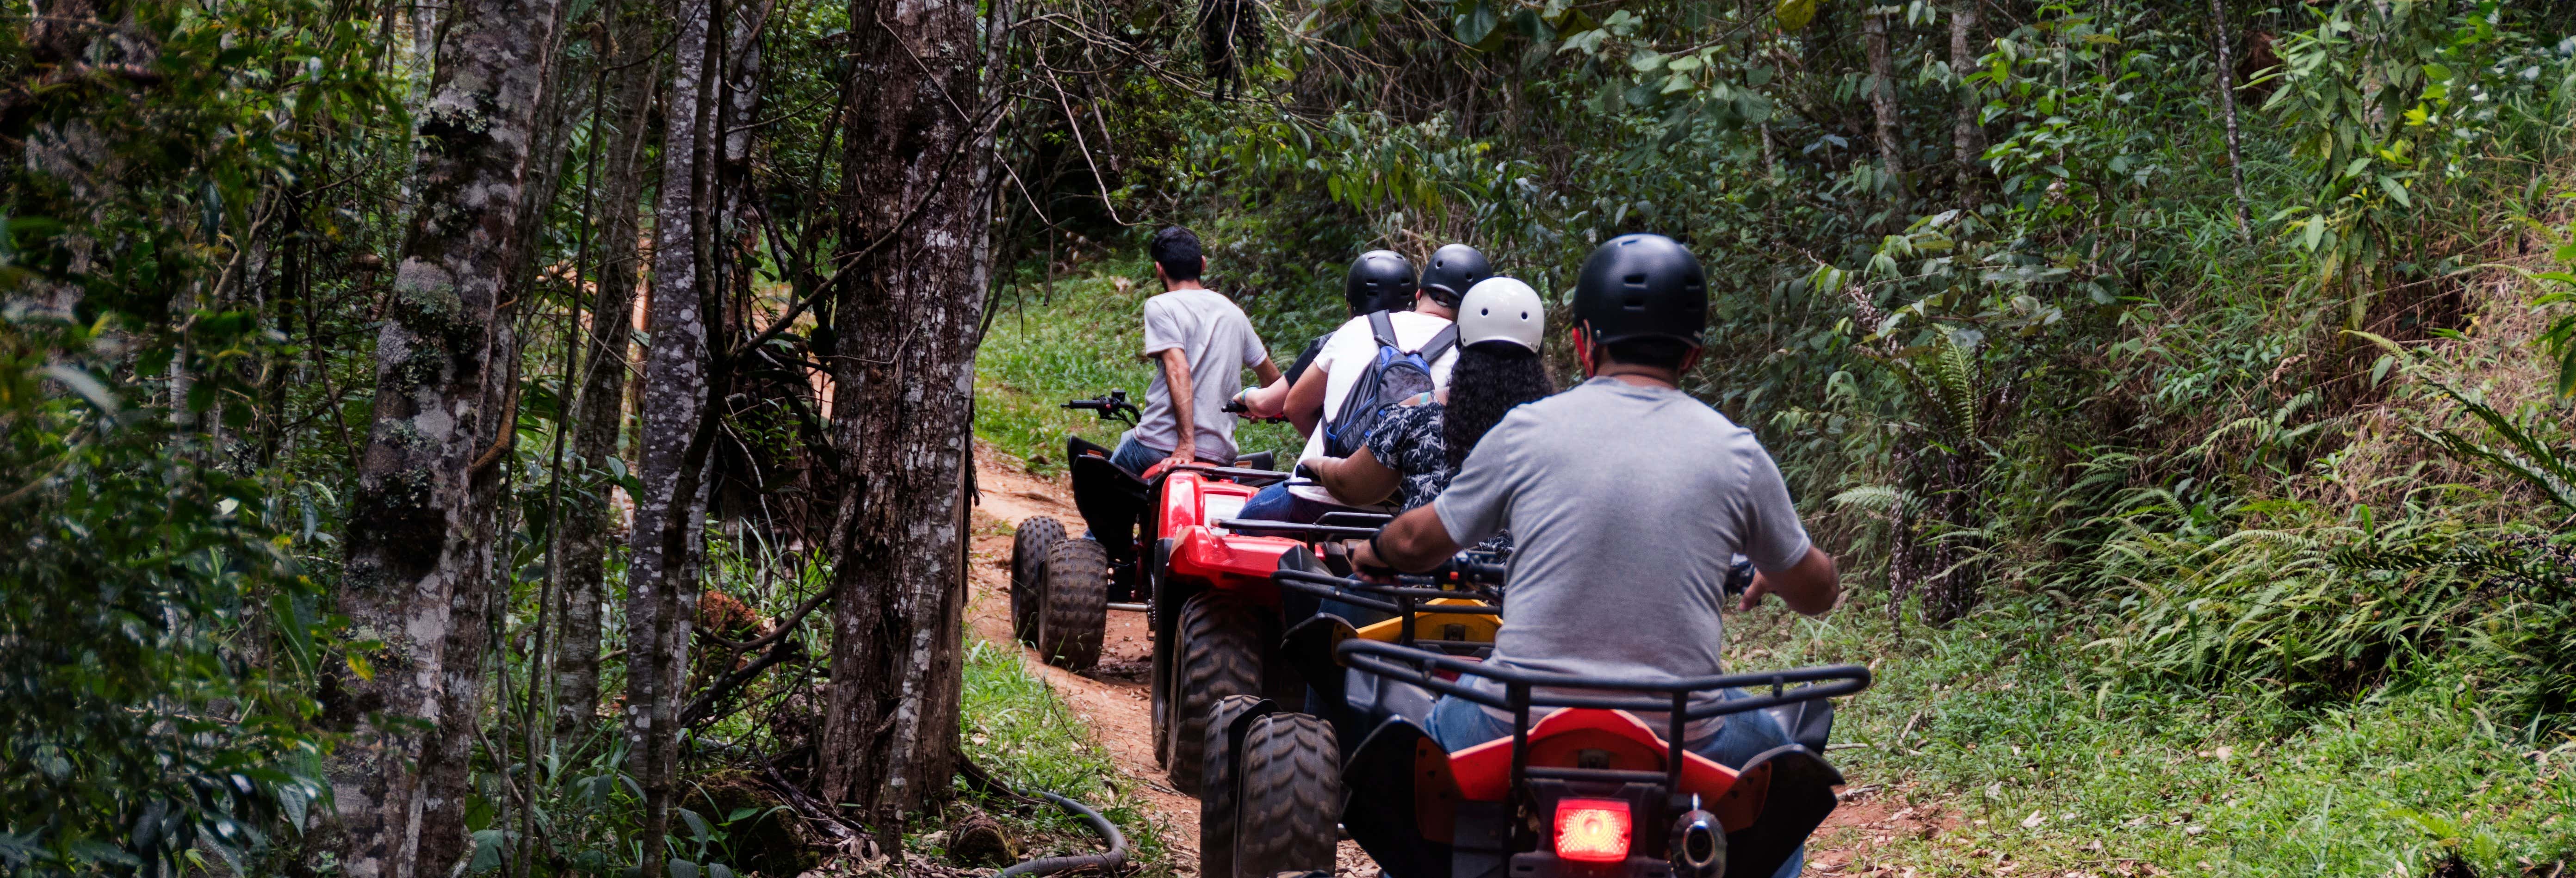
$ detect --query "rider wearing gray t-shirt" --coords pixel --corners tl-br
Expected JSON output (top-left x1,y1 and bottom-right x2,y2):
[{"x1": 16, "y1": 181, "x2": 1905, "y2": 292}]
[
  {"x1": 1110, "y1": 228, "x2": 1281, "y2": 475},
  {"x1": 1434, "y1": 376, "x2": 1812, "y2": 684}
]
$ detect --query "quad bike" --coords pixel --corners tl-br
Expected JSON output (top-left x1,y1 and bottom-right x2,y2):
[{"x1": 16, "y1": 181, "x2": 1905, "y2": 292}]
[
  {"x1": 1194, "y1": 553, "x2": 1866, "y2": 878},
  {"x1": 1009, "y1": 391, "x2": 1373, "y2": 792}
]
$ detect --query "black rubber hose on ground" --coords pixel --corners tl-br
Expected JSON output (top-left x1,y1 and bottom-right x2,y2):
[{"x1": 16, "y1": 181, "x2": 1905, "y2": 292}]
[{"x1": 995, "y1": 791, "x2": 1128, "y2": 878}]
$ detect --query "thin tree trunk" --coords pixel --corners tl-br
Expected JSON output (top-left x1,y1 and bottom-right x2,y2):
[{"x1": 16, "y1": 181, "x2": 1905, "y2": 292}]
[
  {"x1": 328, "y1": 0, "x2": 565, "y2": 869},
  {"x1": 626, "y1": 0, "x2": 720, "y2": 870},
  {"x1": 1948, "y1": 0, "x2": 1983, "y2": 203},
  {"x1": 814, "y1": 0, "x2": 998, "y2": 834},
  {"x1": 2211, "y1": 0, "x2": 2253, "y2": 243},
  {"x1": 554, "y1": 0, "x2": 662, "y2": 743},
  {"x1": 1863, "y1": 5, "x2": 1906, "y2": 195}
]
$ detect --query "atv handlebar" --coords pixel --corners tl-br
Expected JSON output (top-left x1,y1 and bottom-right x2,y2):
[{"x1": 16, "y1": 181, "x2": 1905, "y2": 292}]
[{"x1": 1063, "y1": 391, "x2": 1141, "y2": 425}]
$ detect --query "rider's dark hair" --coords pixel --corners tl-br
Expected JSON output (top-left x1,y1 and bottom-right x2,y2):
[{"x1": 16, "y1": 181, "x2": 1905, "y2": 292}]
[
  {"x1": 1150, "y1": 226, "x2": 1204, "y2": 282},
  {"x1": 1599, "y1": 336, "x2": 1694, "y2": 371},
  {"x1": 1444, "y1": 342, "x2": 1556, "y2": 470}
]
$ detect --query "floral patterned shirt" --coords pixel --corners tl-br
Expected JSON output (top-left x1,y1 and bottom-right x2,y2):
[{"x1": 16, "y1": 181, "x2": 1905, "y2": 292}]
[{"x1": 1365, "y1": 402, "x2": 1452, "y2": 514}]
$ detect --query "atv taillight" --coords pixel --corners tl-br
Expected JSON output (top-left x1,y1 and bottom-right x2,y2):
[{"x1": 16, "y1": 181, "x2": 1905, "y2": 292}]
[{"x1": 1552, "y1": 798, "x2": 1632, "y2": 863}]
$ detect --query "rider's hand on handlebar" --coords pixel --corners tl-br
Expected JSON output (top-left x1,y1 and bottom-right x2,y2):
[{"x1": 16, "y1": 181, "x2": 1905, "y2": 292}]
[{"x1": 1344, "y1": 538, "x2": 1399, "y2": 582}]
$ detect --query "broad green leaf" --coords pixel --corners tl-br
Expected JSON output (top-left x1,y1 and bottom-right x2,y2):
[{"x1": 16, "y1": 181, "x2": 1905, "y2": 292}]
[
  {"x1": 2301, "y1": 216, "x2": 2326, "y2": 252},
  {"x1": 2376, "y1": 175, "x2": 2411, "y2": 208},
  {"x1": 1454, "y1": 0, "x2": 1499, "y2": 48},
  {"x1": 1776, "y1": 0, "x2": 1821, "y2": 31}
]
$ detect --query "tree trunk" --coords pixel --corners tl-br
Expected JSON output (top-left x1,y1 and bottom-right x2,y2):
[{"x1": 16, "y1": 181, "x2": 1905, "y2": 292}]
[
  {"x1": 554, "y1": 0, "x2": 662, "y2": 743},
  {"x1": 1862, "y1": 5, "x2": 1906, "y2": 194},
  {"x1": 2211, "y1": 0, "x2": 2254, "y2": 243},
  {"x1": 814, "y1": 0, "x2": 997, "y2": 834},
  {"x1": 1948, "y1": 0, "x2": 1983, "y2": 203},
  {"x1": 626, "y1": 0, "x2": 720, "y2": 870},
  {"x1": 328, "y1": 0, "x2": 565, "y2": 870}
]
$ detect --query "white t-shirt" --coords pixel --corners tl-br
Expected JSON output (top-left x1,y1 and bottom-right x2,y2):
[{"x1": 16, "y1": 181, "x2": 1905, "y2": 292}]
[{"x1": 1296, "y1": 310, "x2": 1458, "y2": 466}]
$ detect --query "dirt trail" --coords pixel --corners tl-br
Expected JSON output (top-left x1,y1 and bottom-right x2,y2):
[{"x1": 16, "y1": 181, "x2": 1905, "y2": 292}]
[
  {"x1": 964, "y1": 445, "x2": 1190, "y2": 831},
  {"x1": 963, "y1": 443, "x2": 1928, "y2": 877}
]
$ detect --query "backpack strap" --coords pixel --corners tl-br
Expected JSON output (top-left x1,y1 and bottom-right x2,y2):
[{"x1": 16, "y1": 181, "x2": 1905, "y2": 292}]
[
  {"x1": 1414, "y1": 323, "x2": 1460, "y2": 363},
  {"x1": 1367, "y1": 310, "x2": 1399, "y2": 351}
]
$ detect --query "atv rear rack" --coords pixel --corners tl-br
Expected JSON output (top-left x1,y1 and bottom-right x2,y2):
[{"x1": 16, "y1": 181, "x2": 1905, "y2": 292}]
[{"x1": 1335, "y1": 639, "x2": 1870, "y2": 805}]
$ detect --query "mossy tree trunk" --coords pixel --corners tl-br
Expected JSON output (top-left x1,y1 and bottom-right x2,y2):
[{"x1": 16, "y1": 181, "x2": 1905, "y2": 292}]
[
  {"x1": 626, "y1": 0, "x2": 720, "y2": 871},
  {"x1": 328, "y1": 0, "x2": 566, "y2": 871},
  {"x1": 813, "y1": 0, "x2": 999, "y2": 840},
  {"x1": 553, "y1": 0, "x2": 662, "y2": 743}
]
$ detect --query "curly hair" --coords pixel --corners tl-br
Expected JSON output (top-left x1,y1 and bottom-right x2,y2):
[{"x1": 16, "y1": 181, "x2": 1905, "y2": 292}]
[{"x1": 1443, "y1": 342, "x2": 1556, "y2": 470}]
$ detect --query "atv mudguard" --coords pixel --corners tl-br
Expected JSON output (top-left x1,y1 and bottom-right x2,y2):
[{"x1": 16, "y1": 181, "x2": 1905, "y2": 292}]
[
  {"x1": 1720, "y1": 744, "x2": 1845, "y2": 878},
  {"x1": 1066, "y1": 436, "x2": 1151, "y2": 573},
  {"x1": 1762, "y1": 697, "x2": 1835, "y2": 754},
  {"x1": 1340, "y1": 716, "x2": 1456, "y2": 878}
]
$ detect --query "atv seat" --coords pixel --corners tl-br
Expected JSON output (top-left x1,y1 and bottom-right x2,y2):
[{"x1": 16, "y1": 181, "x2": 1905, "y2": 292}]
[{"x1": 1234, "y1": 451, "x2": 1276, "y2": 471}]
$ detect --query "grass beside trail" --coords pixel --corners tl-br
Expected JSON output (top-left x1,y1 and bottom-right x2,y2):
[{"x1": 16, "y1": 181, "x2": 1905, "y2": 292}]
[
  {"x1": 1728, "y1": 594, "x2": 2576, "y2": 876},
  {"x1": 951, "y1": 637, "x2": 1176, "y2": 876}
]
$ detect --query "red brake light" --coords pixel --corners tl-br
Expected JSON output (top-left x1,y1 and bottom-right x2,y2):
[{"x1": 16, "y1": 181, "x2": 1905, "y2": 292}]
[{"x1": 1552, "y1": 798, "x2": 1632, "y2": 863}]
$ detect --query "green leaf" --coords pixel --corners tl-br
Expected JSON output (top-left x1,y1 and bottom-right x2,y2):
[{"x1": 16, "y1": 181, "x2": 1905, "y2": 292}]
[
  {"x1": 2301, "y1": 216, "x2": 2327, "y2": 252},
  {"x1": 1775, "y1": 0, "x2": 1821, "y2": 31},
  {"x1": 1454, "y1": 0, "x2": 1499, "y2": 47},
  {"x1": 467, "y1": 830, "x2": 505, "y2": 874},
  {"x1": 2376, "y1": 175, "x2": 2412, "y2": 207}
]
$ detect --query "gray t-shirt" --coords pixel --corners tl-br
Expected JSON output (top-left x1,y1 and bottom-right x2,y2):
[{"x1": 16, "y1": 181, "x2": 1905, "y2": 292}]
[
  {"x1": 1137, "y1": 288, "x2": 1269, "y2": 463},
  {"x1": 1434, "y1": 377, "x2": 1812, "y2": 688}
]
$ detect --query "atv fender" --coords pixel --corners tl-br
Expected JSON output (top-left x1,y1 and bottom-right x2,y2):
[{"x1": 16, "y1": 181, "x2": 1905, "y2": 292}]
[
  {"x1": 1339, "y1": 716, "x2": 1454, "y2": 878},
  {"x1": 1719, "y1": 744, "x2": 1845, "y2": 878}
]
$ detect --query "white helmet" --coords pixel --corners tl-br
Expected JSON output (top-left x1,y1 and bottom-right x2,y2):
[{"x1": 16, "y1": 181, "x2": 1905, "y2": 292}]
[{"x1": 1455, "y1": 277, "x2": 1546, "y2": 352}]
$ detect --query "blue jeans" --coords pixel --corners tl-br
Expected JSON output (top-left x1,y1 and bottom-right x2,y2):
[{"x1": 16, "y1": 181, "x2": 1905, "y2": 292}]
[
  {"x1": 1107, "y1": 430, "x2": 1168, "y2": 476},
  {"x1": 1238, "y1": 482, "x2": 1346, "y2": 523},
  {"x1": 1426, "y1": 689, "x2": 1806, "y2": 878}
]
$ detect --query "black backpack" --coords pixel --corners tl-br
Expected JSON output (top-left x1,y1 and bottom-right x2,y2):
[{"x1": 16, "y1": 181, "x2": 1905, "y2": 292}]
[{"x1": 1323, "y1": 311, "x2": 1457, "y2": 458}]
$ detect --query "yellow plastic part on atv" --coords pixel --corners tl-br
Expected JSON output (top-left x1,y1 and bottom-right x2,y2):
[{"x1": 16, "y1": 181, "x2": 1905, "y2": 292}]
[{"x1": 1350, "y1": 597, "x2": 1500, "y2": 645}]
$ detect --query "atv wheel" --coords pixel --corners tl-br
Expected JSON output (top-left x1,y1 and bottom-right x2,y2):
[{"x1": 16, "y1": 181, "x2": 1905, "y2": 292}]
[
  {"x1": 1034, "y1": 537, "x2": 1108, "y2": 670},
  {"x1": 1197, "y1": 694, "x2": 1270, "y2": 878},
  {"x1": 1009, "y1": 517, "x2": 1065, "y2": 644},
  {"x1": 1165, "y1": 592, "x2": 1261, "y2": 794},
  {"x1": 1230, "y1": 712, "x2": 1341, "y2": 878}
]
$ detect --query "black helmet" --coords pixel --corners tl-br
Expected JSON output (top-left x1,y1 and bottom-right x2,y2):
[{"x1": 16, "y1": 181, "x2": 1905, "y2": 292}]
[
  {"x1": 1344, "y1": 250, "x2": 1416, "y2": 314},
  {"x1": 1418, "y1": 243, "x2": 1492, "y2": 307},
  {"x1": 1573, "y1": 233, "x2": 1708, "y2": 346}
]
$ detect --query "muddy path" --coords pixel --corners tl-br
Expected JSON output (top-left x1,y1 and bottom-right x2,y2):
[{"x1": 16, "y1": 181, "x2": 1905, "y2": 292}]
[{"x1": 963, "y1": 444, "x2": 1932, "y2": 877}]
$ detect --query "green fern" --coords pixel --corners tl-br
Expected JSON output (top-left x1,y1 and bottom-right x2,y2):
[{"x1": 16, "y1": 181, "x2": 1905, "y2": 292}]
[
  {"x1": 1830, "y1": 484, "x2": 1914, "y2": 513},
  {"x1": 2412, "y1": 382, "x2": 2576, "y2": 516}
]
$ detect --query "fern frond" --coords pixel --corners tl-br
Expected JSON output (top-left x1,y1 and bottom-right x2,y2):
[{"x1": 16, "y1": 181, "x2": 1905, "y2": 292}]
[
  {"x1": 1930, "y1": 335, "x2": 1977, "y2": 434},
  {"x1": 2416, "y1": 382, "x2": 2576, "y2": 515},
  {"x1": 1831, "y1": 484, "x2": 1914, "y2": 512}
]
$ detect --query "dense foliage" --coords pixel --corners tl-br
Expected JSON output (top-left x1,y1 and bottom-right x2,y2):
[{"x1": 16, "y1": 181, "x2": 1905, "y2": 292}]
[{"x1": 8, "y1": 0, "x2": 2576, "y2": 872}]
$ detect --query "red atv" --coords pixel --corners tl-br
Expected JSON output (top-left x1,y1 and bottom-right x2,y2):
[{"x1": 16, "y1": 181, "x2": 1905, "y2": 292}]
[
  {"x1": 1192, "y1": 556, "x2": 1869, "y2": 878},
  {"x1": 1010, "y1": 391, "x2": 1371, "y2": 791}
]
